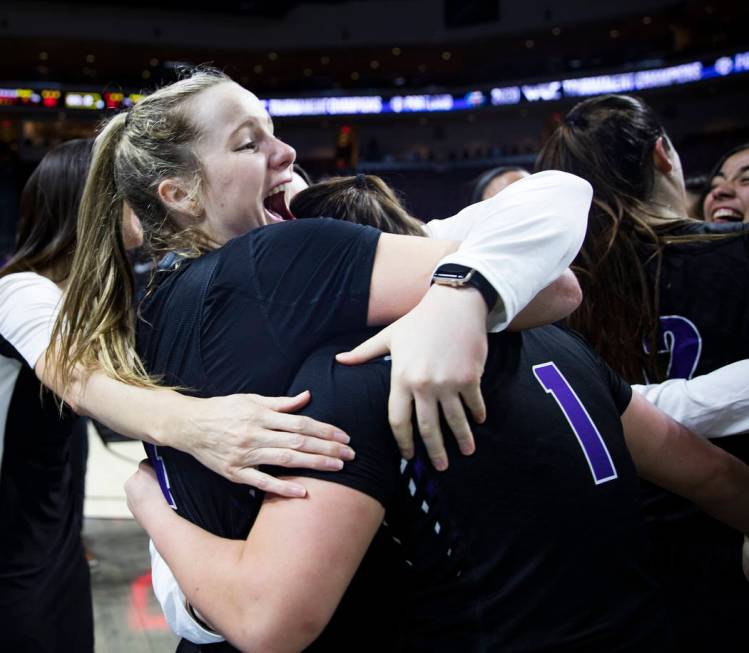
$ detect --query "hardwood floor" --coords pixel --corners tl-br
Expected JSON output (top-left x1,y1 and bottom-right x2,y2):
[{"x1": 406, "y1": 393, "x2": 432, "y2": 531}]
[{"x1": 84, "y1": 518, "x2": 179, "y2": 653}]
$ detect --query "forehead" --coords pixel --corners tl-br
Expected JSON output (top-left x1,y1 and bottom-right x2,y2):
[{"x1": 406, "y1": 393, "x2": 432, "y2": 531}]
[
  {"x1": 190, "y1": 81, "x2": 271, "y2": 139},
  {"x1": 719, "y1": 149, "x2": 749, "y2": 177}
]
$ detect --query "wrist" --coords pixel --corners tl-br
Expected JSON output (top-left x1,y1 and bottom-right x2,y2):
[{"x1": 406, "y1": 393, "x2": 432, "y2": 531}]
[
  {"x1": 424, "y1": 283, "x2": 489, "y2": 319},
  {"x1": 153, "y1": 391, "x2": 198, "y2": 450},
  {"x1": 136, "y1": 493, "x2": 174, "y2": 531},
  {"x1": 431, "y1": 264, "x2": 498, "y2": 312}
]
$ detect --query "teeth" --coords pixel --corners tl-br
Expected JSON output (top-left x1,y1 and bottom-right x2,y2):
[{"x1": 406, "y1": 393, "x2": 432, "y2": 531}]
[
  {"x1": 713, "y1": 207, "x2": 743, "y2": 219},
  {"x1": 264, "y1": 182, "x2": 290, "y2": 199}
]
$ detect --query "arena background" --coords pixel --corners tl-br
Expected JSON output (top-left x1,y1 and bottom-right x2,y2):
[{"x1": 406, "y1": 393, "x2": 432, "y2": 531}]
[
  {"x1": 1, "y1": 2, "x2": 747, "y2": 649},
  {"x1": 0, "y1": 0, "x2": 747, "y2": 257}
]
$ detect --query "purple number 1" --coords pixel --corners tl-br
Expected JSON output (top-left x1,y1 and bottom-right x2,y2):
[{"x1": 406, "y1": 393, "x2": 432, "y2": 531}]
[
  {"x1": 145, "y1": 443, "x2": 177, "y2": 508},
  {"x1": 533, "y1": 362, "x2": 618, "y2": 485}
]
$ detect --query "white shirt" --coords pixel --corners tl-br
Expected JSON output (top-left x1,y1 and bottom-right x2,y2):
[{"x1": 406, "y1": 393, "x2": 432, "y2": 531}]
[
  {"x1": 0, "y1": 272, "x2": 62, "y2": 368},
  {"x1": 0, "y1": 272, "x2": 62, "y2": 480},
  {"x1": 423, "y1": 170, "x2": 592, "y2": 331},
  {"x1": 633, "y1": 360, "x2": 749, "y2": 438}
]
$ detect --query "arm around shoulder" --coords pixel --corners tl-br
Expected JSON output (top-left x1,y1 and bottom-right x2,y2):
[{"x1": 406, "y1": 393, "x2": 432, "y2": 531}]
[
  {"x1": 622, "y1": 391, "x2": 749, "y2": 536},
  {"x1": 424, "y1": 171, "x2": 592, "y2": 330},
  {"x1": 132, "y1": 466, "x2": 383, "y2": 653}
]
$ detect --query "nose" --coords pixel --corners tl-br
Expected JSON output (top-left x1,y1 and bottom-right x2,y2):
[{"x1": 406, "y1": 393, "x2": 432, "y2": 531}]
[
  {"x1": 270, "y1": 136, "x2": 296, "y2": 171},
  {"x1": 711, "y1": 179, "x2": 735, "y2": 200}
]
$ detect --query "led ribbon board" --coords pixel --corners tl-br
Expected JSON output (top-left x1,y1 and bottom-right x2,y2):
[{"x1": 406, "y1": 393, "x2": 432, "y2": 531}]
[{"x1": 1, "y1": 50, "x2": 747, "y2": 116}]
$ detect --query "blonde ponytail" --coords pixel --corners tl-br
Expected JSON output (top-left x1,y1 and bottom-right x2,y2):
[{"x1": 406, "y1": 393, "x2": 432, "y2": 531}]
[
  {"x1": 49, "y1": 112, "x2": 155, "y2": 389},
  {"x1": 50, "y1": 67, "x2": 229, "y2": 390}
]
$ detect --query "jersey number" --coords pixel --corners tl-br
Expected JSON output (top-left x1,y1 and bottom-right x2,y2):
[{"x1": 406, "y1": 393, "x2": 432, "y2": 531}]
[
  {"x1": 145, "y1": 443, "x2": 177, "y2": 509},
  {"x1": 643, "y1": 315, "x2": 702, "y2": 380},
  {"x1": 533, "y1": 362, "x2": 618, "y2": 485}
]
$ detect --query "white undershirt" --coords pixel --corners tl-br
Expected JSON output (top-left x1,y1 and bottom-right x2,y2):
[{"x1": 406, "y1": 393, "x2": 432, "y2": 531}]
[
  {"x1": 0, "y1": 272, "x2": 63, "y2": 368},
  {"x1": 0, "y1": 272, "x2": 63, "y2": 482}
]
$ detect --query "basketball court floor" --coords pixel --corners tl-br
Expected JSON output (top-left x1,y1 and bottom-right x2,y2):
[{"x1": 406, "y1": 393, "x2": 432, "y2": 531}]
[{"x1": 84, "y1": 425, "x2": 179, "y2": 652}]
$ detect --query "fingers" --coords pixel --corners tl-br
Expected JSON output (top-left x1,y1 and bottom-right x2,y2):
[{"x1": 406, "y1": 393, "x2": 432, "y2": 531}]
[
  {"x1": 259, "y1": 431, "x2": 355, "y2": 460},
  {"x1": 260, "y1": 447, "x2": 351, "y2": 471},
  {"x1": 234, "y1": 467, "x2": 308, "y2": 498},
  {"x1": 248, "y1": 390, "x2": 311, "y2": 412},
  {"x1": 461, "y1": 382, "x2": 487, "y2": 424},
  {"x1": 336, "y1": 328, "x2": 390, "y2": 365},
  {"x1": 388, "y1": 380, "x2": 415, "y2": 460},
  {"x1": 231, "y1": 448, "x2": 355, "y2": 497},
  {"x1": 261, "y1": 410, "x2": 350, "y2": 444},
  {"x1": 440, "y1": 394, "x2": 475, "y2": 456},
  {"x1": 413, "y1": 394, "x2": 448, "y2": 471}
]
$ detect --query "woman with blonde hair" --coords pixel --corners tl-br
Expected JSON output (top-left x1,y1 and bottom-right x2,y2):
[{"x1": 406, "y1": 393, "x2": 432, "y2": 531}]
[
  {"x1": 0, "y1": 136, "x2": 358, "y2": 651},
  {"x1": 50, "y1": 68, "x2": 592, "y2": 647}
]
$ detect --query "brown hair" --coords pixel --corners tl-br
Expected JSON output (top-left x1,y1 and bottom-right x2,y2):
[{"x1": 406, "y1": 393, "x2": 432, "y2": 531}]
[
  {"x1": 1, "y1": 138, "x2": 93, "y2": 283},
  {"x1": 536, "y1": 94, "x2": 721, "y2": 382},
  {"x1": 50, "y1": 68, "x2": 230, "y2": 390},
  {"x1": 290, "y1": 174, "x2": 424, "y2": 236},
  {"x1": 699, "y1": 142, "x2": 749, "y2": 219}
]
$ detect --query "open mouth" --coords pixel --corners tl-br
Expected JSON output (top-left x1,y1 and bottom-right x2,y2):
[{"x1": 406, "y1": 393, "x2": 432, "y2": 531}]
[
  {"x1": 711, "y1": 207, "x2": 744, "y2": 223},
  {"x1": 263, "y1": 182, "x2": 296, "y2": 222}
]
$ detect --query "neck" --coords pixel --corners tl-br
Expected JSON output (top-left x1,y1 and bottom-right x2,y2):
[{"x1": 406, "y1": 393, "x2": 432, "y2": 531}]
[
  {"x1": 39, "y1": 262, "x2": 70, "y2": 290},
  {"x1": 648, "y1": 178, "x2": 688, "y2": 220}
]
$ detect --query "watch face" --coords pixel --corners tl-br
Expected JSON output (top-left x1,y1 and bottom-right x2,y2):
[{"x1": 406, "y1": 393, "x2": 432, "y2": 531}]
[{"x1": 434, "y1": 264, "x2": 473, "y2": 281}]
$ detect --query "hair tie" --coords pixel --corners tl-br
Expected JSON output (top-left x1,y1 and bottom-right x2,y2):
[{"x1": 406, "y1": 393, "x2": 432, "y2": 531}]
[
  {"x1": 564, "y1": 114, "x2": 585, "y2": 129},
  {"x1": 355, "y1": 173, "x2": 367, "y2": 189}
]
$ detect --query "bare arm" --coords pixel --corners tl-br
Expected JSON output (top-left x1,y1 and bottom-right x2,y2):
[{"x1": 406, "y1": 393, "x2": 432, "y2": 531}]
[
  {"x1": 0, "y1": 272, "x2": 352, "y2": 497},
  {"x1": 622, "y1": 391, "x2": 749, "y2": 535},
  {"x1": 127, "y1": 463, "x2": 380, "y2": 652},
  {"x1": 421, "y1": 170, "x2": 591, "y2": 331},
  {"x1": 350, "y1": 171, "x2": 590, "y2": 469},
  {"x1": 507, "y1": 269, "x2": 582, "y2": 331},
  {"x1": 35, "y1": 355, "x2": 353, "y2": 497}
]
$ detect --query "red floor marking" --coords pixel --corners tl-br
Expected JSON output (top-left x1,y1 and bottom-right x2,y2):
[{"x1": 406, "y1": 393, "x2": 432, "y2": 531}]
[{"x1": 128, "y1": 570, "x2": 168, "y2": 631}]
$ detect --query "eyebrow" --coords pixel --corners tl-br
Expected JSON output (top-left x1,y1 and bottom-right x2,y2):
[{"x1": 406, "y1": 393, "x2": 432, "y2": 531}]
[
  {"x1": 713, "y1": 164, "x2": 749, "y2": 182},
  {"x1": 229, "y1": 115, "x2": 274, "y2": 139}
]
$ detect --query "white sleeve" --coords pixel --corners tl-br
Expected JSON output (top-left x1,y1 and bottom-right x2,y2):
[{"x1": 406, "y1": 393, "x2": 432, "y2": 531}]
[
  {"x1": 632, "y1": 360, "x2": 749, "y2": 438},
  {"x1": 0, "y1": 272, "x2": 62, "y2": 367},
  {"x1": 422, "y1": 170, "x2": 591, "y2": 332},
  {"x1": 150, "y1": 540, "x2": 226, "y2": 644}
]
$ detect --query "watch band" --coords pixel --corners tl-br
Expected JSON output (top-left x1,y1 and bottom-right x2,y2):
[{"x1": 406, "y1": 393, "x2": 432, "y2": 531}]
[{"x1": 431, "y1": 264, "x2": 499, "y2": 311}]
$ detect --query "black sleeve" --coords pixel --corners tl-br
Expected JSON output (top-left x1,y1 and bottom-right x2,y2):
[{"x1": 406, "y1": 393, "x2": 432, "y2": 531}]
[
  {"x1": 599, "y1": 359, "x2": 633, "y2": 415},
  {"x1": 0, "y1": 335, "x2": 25, "y2": 364},
  {"x1": 263, "y1": 340, "x2": 400, "y2": 508},
  {"x1": 247, "y1": 219, "x2": 380, "y2": 356}
]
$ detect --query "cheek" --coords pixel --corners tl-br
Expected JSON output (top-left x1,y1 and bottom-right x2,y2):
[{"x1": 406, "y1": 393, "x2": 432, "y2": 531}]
[{"x1": 738, "y1": 187, "x2": 749, "y2": 211}]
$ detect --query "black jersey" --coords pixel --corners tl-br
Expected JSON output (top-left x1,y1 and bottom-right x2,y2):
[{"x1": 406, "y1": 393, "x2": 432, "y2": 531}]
[
  {"x1": 0, "y1": 336, "x2": 92, "y2": 653},
  {"x1": 641, "y1": 221, "x2": 749, "y2": 651},
  {"x1": 270, "y1": 325, "x2": 666, "y2": 652},
  {"x1": 649, "y1": 221, "x2": 749, "y2": 381},
  {"x1": 136, "y1": 218, "x2": 379, "y2": 537},
  {"x1": 177, "y1": 326, "x2": 668, "y2": 653}
]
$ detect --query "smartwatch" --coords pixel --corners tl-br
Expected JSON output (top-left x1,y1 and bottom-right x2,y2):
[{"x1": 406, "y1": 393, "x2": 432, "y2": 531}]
[{"x1": 431, "y1": 264, "x2": 498, "y2": 311}]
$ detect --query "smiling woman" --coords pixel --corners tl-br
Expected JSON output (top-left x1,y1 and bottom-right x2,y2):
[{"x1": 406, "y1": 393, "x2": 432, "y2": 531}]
[
  {"x1": 182, "y1": 84, "x2": 297, "y2": 238},
  {"x1": 47, "y1": 66, "x2": 593, "y2": 650},
  {"x1": 703, "y1": 143, "x2": 749, "y2": 224}
]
